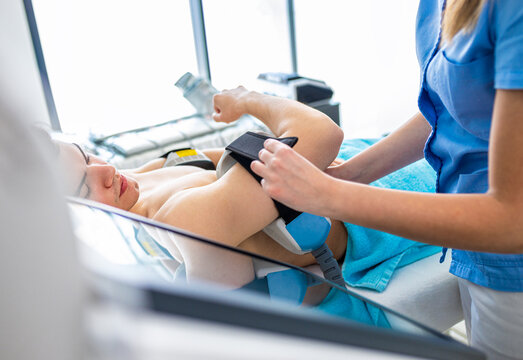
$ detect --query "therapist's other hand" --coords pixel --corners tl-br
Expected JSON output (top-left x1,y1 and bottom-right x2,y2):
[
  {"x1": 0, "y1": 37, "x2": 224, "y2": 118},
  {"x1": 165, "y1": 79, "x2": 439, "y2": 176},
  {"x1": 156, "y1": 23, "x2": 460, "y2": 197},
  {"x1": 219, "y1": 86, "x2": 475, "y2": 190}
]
[
  {"x1": 325, "y1": 159, "x2": 350, "y2": 180},
  {"x1": 330, "y1": 158, "x2": 345, "y2": 167},
  {"x1": 251, "y1": 139, "x2": 334, "y2": 215},
  {"x1": 213, "y1": 86, "x2": 250, "y2": 123}
]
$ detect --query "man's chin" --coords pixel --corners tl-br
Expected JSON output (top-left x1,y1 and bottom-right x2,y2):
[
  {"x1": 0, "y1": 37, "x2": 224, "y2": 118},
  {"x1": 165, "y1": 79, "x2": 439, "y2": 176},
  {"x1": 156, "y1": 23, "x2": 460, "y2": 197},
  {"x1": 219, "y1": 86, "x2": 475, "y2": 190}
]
[{"x1": 122, "y1": 193, "x2": 139, "y2": 212}]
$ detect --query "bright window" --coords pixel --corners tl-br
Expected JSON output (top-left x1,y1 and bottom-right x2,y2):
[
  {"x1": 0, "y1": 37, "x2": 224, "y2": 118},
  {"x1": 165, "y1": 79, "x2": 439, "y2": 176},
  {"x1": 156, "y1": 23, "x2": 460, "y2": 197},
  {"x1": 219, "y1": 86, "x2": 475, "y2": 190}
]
[
  {"x1": 32, "y1": 0, "x2": 198, "y2": 136},
  {"x1": 32, "y1": 0, "x2": 421, "y2": 139}
]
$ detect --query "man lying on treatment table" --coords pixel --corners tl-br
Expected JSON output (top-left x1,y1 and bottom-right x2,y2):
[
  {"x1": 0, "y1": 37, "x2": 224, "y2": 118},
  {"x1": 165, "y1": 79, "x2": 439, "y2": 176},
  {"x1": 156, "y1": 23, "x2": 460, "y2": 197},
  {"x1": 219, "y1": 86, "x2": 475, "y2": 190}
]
[
  {"x1": 58, "y1": 86, "x2": 439, "y2": 292},
  {"x1": 59, "y1": 87, "x2": 346, "y2": 283}
]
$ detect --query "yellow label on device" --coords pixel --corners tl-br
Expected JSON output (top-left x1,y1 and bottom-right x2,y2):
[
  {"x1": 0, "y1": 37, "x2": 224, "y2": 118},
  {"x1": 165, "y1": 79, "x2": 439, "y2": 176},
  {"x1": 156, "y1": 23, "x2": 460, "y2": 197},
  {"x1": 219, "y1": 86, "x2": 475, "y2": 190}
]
[{"x1": 176, "y1": 149, "x2": 197, "y2": 157}]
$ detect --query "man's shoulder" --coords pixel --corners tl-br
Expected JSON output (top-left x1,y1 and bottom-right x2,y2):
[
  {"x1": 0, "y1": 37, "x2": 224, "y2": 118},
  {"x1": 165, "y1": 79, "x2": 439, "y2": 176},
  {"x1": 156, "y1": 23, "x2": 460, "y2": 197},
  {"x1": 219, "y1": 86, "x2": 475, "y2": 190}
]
[{"x1": 130, "y1": 158, "x2": 166, "y2": 173}]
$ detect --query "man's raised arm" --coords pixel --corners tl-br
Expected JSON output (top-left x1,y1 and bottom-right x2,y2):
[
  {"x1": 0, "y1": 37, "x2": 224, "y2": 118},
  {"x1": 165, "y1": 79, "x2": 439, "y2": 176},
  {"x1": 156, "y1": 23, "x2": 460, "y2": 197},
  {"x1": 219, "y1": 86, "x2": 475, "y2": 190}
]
[
  {"x1": 153, "y1": 88, "x2": 344, "y2": 266},
  {"x1": 213, "y1": 87, "x2": 344, "y2": 170}
]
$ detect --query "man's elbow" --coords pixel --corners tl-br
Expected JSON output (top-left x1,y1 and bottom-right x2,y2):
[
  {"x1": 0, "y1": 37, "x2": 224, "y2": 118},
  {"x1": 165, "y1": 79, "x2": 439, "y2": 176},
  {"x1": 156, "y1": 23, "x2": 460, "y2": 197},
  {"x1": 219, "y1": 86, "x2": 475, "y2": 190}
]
[
  {"x1": 321, "y1": 116, "x2": 344, "y2": 161},
  {"x1": 294, "y1": 113, "x2": 344, "y2": 168},
  {"x1": 332, "y1": 123, "x2": 344, "y2": 149}
]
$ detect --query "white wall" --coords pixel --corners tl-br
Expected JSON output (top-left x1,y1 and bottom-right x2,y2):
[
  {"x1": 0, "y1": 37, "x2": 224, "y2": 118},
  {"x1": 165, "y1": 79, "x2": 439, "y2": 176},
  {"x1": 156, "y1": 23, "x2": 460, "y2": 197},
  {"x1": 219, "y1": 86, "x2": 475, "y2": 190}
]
[{"x1": 296, "y1": 0, "x2": 421, "y2": 138}]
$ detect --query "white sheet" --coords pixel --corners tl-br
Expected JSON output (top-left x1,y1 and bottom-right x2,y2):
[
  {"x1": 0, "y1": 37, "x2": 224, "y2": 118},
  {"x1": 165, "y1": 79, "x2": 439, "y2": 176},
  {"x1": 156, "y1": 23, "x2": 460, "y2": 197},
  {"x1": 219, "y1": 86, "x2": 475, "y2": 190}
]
[{"x1": 347, "y1": 253, "x2": 462, "y2": 332}]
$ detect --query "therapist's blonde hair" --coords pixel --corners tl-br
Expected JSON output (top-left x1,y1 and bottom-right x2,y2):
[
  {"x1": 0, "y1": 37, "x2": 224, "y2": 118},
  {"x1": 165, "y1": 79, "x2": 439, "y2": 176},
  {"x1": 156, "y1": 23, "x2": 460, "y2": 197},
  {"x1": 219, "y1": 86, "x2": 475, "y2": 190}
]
[{"x1": 442, "y1": 0, "x2": 487, "y2": 43}]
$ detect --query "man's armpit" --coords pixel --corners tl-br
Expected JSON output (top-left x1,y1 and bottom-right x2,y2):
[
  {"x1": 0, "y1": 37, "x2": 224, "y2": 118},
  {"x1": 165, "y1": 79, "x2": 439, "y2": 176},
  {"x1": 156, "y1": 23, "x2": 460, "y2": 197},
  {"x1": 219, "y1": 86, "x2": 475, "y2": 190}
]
[
  {"x1": 152, "y1": 163, "x2": 278, "y2": 248},
  {"x1": 212, "y1": 163, "x2": 280, "y2": 242}
]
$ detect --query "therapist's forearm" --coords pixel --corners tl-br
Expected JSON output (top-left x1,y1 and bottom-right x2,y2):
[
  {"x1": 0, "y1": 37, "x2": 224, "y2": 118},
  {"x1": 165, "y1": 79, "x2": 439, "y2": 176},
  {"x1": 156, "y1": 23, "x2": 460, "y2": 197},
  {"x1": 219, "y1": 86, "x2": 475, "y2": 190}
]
[
  {"x1": 337, "y1": 112, "x2": 431, "y2": 183},
  {"x1": 322, "y1": 179, "x2": 523, "y2": 253}
]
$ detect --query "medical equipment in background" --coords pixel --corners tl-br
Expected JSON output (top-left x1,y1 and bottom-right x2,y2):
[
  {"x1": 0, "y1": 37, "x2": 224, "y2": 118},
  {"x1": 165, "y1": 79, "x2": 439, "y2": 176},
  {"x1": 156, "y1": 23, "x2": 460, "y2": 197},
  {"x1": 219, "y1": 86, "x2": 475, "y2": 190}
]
[
  {"x1": 175, "y1": 72, "x2": 218, "y2": 119},
  {"x1": 257, "y1": 72, "x2": 340, "y2": 126}
]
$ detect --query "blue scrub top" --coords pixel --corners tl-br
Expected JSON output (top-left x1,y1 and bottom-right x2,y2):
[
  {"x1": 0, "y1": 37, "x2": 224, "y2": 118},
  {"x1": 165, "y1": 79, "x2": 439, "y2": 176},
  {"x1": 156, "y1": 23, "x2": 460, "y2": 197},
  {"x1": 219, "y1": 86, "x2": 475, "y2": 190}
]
[{"x1": 416, "y1": 0, "x2": 523, "y2": 291}]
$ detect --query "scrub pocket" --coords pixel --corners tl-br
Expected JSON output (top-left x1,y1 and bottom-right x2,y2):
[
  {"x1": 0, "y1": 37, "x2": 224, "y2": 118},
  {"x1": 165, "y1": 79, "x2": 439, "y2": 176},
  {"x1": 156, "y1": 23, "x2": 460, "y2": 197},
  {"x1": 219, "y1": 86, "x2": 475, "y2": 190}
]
[
  {"x1": 456, "y1": 170, "x2": 489, "y2": 194},
  {"x1": 436, "y1": 51, "x2": 495, "y2": 141}
]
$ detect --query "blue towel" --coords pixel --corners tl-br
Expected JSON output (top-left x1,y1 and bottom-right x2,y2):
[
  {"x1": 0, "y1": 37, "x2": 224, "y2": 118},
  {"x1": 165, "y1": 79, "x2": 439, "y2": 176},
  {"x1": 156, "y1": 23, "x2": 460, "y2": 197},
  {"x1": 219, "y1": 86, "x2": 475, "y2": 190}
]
[{"x1": 316, "y1": 138, "x2": 441, "y2": 325}]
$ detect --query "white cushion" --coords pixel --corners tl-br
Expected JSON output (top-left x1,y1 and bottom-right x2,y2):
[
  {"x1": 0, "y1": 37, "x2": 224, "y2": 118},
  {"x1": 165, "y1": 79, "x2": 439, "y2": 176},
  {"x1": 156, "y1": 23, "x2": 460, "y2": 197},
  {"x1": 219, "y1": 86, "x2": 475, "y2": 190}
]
[{"x1": 347, "y1": 253, "x2": 462, "y2": 332}]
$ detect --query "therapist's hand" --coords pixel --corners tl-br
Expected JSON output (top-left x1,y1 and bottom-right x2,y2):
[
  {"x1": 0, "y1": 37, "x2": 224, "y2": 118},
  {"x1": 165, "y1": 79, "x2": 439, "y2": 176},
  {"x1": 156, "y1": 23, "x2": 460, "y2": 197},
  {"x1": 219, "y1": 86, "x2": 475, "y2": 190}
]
[
  {"x1": 251, "y1": 139, "x2": 334, "y2": 215},
  {"x1": 325, "y1": 159, "x2": 351, "y2": 180},
  {"x1": 213, "y1": 86, "x2": 250, "y2": 123}
]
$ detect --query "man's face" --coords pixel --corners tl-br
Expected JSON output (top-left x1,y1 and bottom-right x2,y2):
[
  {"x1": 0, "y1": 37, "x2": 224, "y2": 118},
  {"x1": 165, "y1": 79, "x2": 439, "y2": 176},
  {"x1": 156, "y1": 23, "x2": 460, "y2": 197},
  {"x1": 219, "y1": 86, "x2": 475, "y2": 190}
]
[{"x1": 59, "y1": 142, "x2": 139, "y2": 210}]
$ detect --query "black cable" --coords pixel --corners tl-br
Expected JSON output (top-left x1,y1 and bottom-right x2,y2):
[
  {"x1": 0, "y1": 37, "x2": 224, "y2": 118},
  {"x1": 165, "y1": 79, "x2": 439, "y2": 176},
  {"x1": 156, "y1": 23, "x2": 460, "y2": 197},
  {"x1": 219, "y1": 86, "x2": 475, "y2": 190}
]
[{"x1": 311, "y1": 243, "x2": 345, "y2": 288}]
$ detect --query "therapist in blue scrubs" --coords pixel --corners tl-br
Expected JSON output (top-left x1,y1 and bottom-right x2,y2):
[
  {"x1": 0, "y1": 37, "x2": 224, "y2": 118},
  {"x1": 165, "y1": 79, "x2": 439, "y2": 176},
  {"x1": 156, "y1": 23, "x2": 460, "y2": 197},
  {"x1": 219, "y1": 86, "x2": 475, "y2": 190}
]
[{"x1": 251, "y1": 0, "x2": 523, "y2": 358}]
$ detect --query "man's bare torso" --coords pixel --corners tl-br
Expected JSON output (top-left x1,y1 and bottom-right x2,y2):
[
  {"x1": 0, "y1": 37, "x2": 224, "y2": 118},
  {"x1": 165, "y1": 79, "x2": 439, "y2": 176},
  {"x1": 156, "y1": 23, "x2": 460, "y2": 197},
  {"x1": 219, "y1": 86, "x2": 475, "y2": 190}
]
[
  {"x1": 128, "y1": 165, "x2": 217, "y2": 218},
  {"x1": 125, "y1": 161, "x2": 347, "y2": 266}
]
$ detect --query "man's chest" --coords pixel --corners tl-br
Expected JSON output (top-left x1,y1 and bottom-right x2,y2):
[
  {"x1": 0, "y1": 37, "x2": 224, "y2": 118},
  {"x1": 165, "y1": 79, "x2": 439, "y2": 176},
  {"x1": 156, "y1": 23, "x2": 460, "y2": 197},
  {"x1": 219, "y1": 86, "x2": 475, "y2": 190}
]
[{"x1": 138, "y1": 168, "x2": 217, "y2": 218}]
